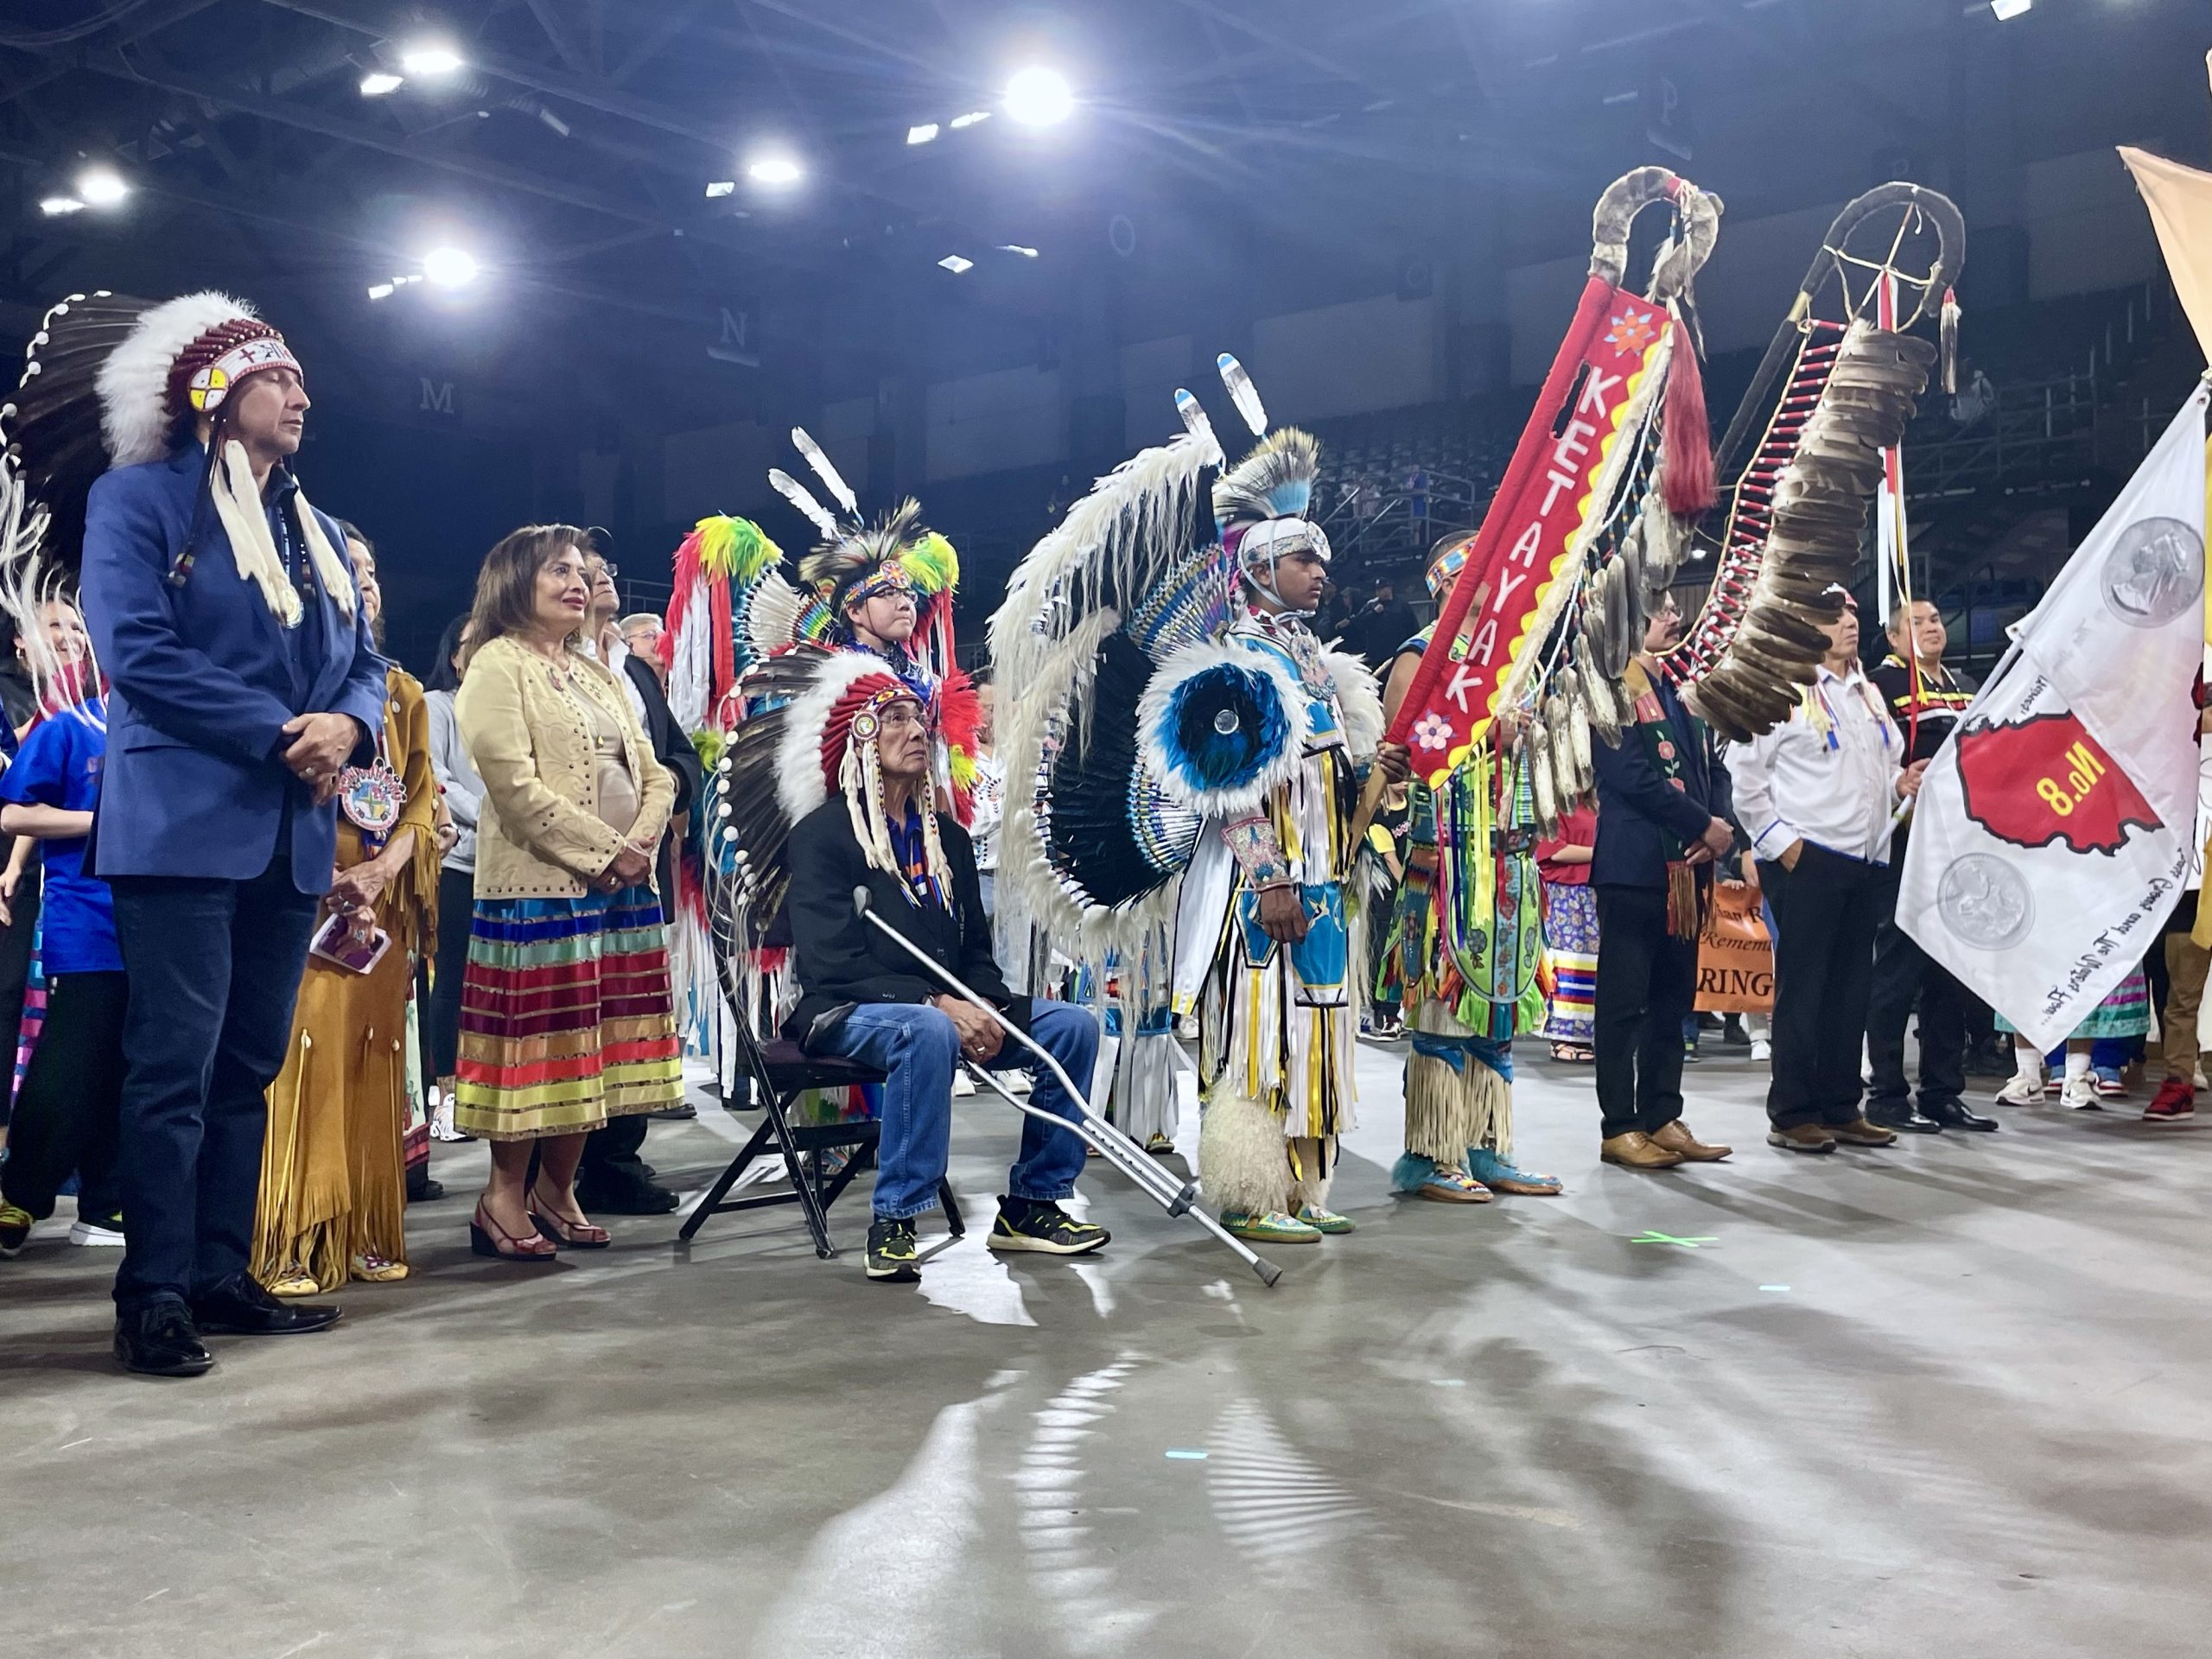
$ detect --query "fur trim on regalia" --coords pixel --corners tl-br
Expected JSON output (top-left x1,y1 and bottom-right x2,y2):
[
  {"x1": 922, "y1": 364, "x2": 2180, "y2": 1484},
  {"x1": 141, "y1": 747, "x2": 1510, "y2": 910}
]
[
  {"x1": 1198, "y1": 1088, "x2": 1294, "y2": 1217},
  {"x1": 1401, "y1": 1003, "x2": 1515, "y2": 1163},
  {"x1": 1321, "y1": 648, "x2": 1384, "y2": 761}
]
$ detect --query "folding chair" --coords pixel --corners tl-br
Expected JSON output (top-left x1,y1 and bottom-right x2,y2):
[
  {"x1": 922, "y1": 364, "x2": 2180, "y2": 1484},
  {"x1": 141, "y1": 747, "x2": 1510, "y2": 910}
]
[{"x1": 679, "y1": 1013, "x2": 963, "y2": 1259}]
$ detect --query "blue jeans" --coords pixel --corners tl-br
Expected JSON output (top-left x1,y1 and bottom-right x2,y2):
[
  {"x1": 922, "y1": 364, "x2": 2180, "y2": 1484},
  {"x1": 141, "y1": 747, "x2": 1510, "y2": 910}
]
[{"x1": 821, "y1": 998, "x2": 1098, "y2": 1220}]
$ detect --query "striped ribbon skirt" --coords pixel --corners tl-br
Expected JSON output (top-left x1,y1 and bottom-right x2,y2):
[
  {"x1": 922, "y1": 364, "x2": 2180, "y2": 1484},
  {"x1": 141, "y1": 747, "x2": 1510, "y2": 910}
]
[
  {"x1": 454, "y1": 885, "x2": 683, "y2": 1141},
  {"x1": 1540, "y1": 880, "x2": 1599, "y2": 1046}
]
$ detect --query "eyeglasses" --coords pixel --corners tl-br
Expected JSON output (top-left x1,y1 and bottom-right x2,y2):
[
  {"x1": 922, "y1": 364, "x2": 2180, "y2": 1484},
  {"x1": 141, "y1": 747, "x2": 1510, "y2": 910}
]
[{"x1": 587, "y1": 560, "x2": 620, "y2": 581}]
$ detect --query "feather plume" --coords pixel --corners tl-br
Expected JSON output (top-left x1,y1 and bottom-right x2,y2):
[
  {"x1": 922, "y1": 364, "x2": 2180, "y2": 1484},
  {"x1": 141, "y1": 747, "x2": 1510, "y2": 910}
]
[
  {"x1": 987, "y1": 428, "x2": 1223, "y2": 956},
  {"x1": 742, "y1": 569, "x2": 810, "y2": 659},
  {"x1": 1216, "y1": 353, "x2": 1268, "y2": 436},
  {"x1": 791, "y1": 426, "x2": 860, "y2": 518},
  {"x1": 799, "y1": 499, "x2": 925, "y2": 593},
  {"x1": 898, "y1": 529, "x2": 959, "y2": 596},
  {"x1": 769, "y1": 468, "x2": 839, "y2": 541},
  {"x1": 1174, "y1": 386, "x2": 1218, "y2": 453},
  {"x1": 1211, "y1": 428, "x2": 1319, "y2": 531}
]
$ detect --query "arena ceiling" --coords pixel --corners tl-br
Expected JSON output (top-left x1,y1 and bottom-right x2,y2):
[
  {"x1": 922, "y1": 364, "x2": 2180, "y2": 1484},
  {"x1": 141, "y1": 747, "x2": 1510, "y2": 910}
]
[{"x1": 0, "y1": 0, "x2": 2201, "y2": 427}]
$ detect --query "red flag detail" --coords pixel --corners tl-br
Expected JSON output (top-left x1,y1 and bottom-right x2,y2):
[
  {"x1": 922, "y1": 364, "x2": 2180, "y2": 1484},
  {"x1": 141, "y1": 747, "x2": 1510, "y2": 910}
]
[{"x1": 1955, "y1": 712, "x2": 2161, "y2": 855}]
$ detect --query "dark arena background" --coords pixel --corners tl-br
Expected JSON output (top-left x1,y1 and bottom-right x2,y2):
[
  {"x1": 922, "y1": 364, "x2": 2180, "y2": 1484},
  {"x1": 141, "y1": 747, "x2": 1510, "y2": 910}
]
[{"x1": 4, "y1": 3, "x2": 2212, "y2": 1656}]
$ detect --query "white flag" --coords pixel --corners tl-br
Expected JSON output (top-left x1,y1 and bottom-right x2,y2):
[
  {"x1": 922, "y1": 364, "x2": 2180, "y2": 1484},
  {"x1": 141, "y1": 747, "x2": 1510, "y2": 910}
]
[{"x1": 1899, "y1": 386, "x2": 2209, "y2": 1052}]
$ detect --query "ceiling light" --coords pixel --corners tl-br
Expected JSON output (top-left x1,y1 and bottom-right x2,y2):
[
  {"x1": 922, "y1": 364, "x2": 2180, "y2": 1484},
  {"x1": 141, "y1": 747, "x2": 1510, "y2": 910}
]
[
  {"x1": 1988, "y1": 0, "x2": 2031, "y2": 16},
  {"x1": 997, "y1": 244, "x2": 1039, "y2": 258},
  {"x1": 398, "y1": 41, "x2": 465, "y2": 76},
  {"x1": 359, "y1": 71, "x2": 404, "y2": 96},
  {"x1": 75, "y1": 167, "x2": 128, "y2": 207},
  {"x1": 704, "y1": 180, "x2": 735, "y2": 198},
  {"x1": 1005, "y1": 67, "x2": 1073, "y2": 127},
  {"x1": 421, "y1": 245, "x2": 480, "y2": 287},
  {"x1": 938, "y1": 254, "x2": 974, "y2": 273},
  {"x1": 948, "y1": 111, "x2": 990, "y2": 130},
  {"x1": 38, "y1": 196, "x2": 85, "y2": 217},
  {"x1": 367, "y1": 283, "x2": 396, "y2": 300},
  {"x1": 747, "y1": 152, "x2": 803, "y2": 187},
  {"x1": 906, "y1": 123, "x2": 940, "y2": 145}
]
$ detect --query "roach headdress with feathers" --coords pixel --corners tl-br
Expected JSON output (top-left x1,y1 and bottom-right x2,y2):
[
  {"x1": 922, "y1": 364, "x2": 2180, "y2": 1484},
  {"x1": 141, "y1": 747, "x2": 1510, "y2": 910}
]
[{"x1": 1212, "y1": 427, "x2": 1330, "y2": 612}]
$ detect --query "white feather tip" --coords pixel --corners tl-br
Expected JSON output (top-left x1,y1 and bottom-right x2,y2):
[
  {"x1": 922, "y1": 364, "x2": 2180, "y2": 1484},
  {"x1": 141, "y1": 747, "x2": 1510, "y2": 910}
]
[
  {"x1": 1216, "y1": 353, "x2": 1268, "y2": 436},
  {"x1": 790, "y1": 427, "x2": 859, "y2": 518},
  {"x1": 768, "y1": 468, "x2": 839, "y2": 541}
]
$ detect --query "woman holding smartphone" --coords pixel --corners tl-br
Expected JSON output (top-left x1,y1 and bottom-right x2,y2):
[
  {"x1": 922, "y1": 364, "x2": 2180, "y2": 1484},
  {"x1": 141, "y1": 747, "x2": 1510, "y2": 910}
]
[{"x1": 251, "y1": 525, "x2": 442, "y2": 1294}]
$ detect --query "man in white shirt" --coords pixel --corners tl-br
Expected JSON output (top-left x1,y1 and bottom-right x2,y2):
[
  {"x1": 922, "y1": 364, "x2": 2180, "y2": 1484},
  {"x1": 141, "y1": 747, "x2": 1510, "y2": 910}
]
[{"x1": 1726, "y1": 592, "x2": 1927, "y2": 1154}]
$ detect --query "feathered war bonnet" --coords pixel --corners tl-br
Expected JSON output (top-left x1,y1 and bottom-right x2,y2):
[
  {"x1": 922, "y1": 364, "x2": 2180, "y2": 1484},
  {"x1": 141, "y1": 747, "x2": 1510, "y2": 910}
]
[
  {"x1": 765, "y1": 646, "x2": 958, "y2": 903},
  {"x1": 3, "y1": 289, "x2": 353, "y2": 627},
  {"x1": 766, "y1": 427, "x2": 961, "y2": 678}
]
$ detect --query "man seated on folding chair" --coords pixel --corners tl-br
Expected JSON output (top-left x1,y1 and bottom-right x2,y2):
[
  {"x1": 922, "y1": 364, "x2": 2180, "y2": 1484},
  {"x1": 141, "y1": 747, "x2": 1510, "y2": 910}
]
[{"x1": 781, "y1": 659, "x2": 1106, "y2": 1282}]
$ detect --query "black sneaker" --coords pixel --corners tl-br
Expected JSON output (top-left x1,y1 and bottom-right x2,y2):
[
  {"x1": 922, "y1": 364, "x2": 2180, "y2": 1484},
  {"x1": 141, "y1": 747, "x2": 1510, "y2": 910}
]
[
  {"x1": 987, "y1": 1199, "x2": 1109, "y2": 1256},
  {"x1": 0, "y1": 1200, "x2": 31, "y2": 1258},
  {"x1": 865, "y1": 1217, "x2": 921, "y2": 1281}
]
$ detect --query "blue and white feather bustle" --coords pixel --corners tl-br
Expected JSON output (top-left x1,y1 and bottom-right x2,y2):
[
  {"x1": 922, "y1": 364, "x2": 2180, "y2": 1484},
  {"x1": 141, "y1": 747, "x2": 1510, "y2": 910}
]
[{"x1": 1137, "y1": 639, "x2": 1310, "y2": 820}]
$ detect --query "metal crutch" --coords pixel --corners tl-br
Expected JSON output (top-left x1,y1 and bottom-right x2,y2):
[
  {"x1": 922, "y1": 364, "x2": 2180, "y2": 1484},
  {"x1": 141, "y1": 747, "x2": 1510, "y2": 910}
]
[{"x1": 851, "y1": 887, "x2": 1282, "y2": 1287}]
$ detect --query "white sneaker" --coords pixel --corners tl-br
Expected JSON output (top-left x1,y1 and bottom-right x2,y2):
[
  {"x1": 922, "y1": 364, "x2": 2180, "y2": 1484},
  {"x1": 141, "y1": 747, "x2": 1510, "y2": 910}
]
[
  {"x1": 1749, "y1": 1038, "x2": 1771, "y2": 1062},
  {"x1": 68, "y1": 1217, "x2": 125, "y2": 1247},
  {"x1": 953, "y1": 1071, "x2": 976, "y2": 1096},
  {"x1": 1994, "y1": 1073, "x2": 2046, "y2": 1106},
  {"x1": 2060, "y1": 1073, "x2": 2101, "y2": 1111}
]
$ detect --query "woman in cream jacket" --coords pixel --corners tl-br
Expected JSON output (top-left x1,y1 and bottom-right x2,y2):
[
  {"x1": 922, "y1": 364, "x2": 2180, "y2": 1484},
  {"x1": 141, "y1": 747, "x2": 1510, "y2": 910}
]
[{"x1": 453, "y1": 525, "x2": 681, "y2": 1261}]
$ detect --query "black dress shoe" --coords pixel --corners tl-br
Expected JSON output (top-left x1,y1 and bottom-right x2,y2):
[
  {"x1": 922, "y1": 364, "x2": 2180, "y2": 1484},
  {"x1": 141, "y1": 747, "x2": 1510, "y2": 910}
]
[
  {"x1": 574, "y1": 1171, "x2": 681, "y2": 1215},
  {"x1": 1923, "y1": 1096, "x2": 2000, "y2": 1132},
  {"x1": 1866, "y1": 1103, "x2": 1942, "y2": 1134},
  {"x1": 115, "y1": 1301, "x2": 215, "y2": 1376},
  {"x1": 192, "y1": 1275, "x2": 343, "y2": 1336}
]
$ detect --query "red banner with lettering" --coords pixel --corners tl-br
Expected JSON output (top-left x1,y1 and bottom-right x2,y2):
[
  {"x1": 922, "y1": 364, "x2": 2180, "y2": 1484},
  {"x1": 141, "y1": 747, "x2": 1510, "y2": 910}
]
[{"x1": 1386, "y1": 279, "x2": 1672, "y2": 785}]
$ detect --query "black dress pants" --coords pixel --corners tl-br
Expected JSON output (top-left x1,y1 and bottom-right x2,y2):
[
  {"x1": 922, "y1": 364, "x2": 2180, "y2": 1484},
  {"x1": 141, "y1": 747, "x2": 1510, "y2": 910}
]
[
  {"x1": 1593, "y1": 884, "x2": 1697, "y2": 1140},
  {"x1": 108, "y1": 853, "x2": 320, "y2": 1313},
  {"x1": 1, "y1": 970, "x2": 127, "y2": 1223},
  {"x1": 426, "y1": 862, "x2": 474, "y2": 1082},
  {"x1": 1761, "y1": 845, "x2": 1884, "y2": 1130},
  {"x1": 1865, "y1": 849, "x2": 1967, "y2": 1109}
]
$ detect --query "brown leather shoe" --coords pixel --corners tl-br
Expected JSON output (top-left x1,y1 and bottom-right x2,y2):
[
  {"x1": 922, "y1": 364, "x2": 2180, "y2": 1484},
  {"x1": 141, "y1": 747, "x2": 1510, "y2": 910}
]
[
  {"x1": 1827, "y1": 1116, "x2": 1898, "y2": 1147},
  {"x1": 1765, "y1": 1123, "x2": 1837, "y2": 1154},
  {"x1": 1649, "y1": 1119, "x2": 1732, "y2": 1162},
  {"x1": 1599, "y1": 1131, "x2": 1685, "y2": 1170}
]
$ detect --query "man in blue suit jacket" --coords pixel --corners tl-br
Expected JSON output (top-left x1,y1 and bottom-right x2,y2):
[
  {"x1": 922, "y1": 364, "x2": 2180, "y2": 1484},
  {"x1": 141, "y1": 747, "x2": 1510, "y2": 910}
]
[
  {"x1": 1589, "y1": 593, "x2": 1737, "y2": 1172},
  {"x1": 78, "y1": 295, "x2": 386, "y2": 1376}
]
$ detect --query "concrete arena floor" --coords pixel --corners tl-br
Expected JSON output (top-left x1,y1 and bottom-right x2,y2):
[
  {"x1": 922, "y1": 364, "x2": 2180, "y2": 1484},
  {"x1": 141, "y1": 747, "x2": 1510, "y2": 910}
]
[{"x1": 5, "y1": 1039, "x2": 2211, "y2": 1659}]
